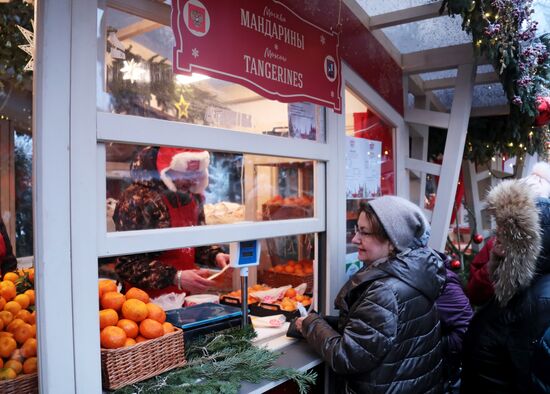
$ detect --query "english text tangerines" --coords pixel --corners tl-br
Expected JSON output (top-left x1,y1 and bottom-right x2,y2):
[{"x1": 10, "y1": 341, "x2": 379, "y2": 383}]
[
  {"x1": 121, "y1": 299, "x2": 148, "y2": 322},
  {"x1": 100, "y1": 326, "x2": 127, "y2": 349},
  {"x1": 125, "y1": 287, "x2": 150, "y2": 304},
  {"x1": 99, "y1": 309, "x2": 119, "y2": 329}
]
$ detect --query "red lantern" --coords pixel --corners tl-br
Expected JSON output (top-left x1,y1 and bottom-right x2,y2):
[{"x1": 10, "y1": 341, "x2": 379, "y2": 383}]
[
  {"x1": 535, "y1": 97, "x2": 550, "y2": 127},
  {"x1": 450, "y1": 260, "x2": 462, "y2": 269},
  {"x1": 473, "y1": 234, "x2": 484, "y2": 244}
]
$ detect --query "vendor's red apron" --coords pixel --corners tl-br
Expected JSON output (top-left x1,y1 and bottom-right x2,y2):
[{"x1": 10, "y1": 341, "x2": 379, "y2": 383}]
[{"x1": 145, "y1": 195, "x2": 200, "y2": 299}]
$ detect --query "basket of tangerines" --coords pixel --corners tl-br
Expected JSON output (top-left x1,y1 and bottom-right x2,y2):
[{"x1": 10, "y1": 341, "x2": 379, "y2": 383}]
[
  {"x1": 98, "y1": 280, "x2": 186, "y2": 390},
  {"x1": 0, "y1": 269, "x2": 38, "y2": 394},
  {"x1": 260, "y1": 259, "x2": 314, "y2": 292}
]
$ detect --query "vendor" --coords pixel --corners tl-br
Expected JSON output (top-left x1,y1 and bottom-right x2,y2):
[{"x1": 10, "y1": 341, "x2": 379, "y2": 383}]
[
  {"x1": 113, "y1": 146, "x2": 229, "y2": 298},
  {"x1": 0, "y1": 218, "x2": 17, "y2": 276}
]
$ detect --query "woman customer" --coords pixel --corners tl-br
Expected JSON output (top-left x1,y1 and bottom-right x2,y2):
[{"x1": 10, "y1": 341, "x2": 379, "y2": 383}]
[
  {"x1": 461, "y1": 179, "x2": 550, "y2": 393},
  {"x1": 293, "y1": 196, "x2": 446, "y2": 393}
]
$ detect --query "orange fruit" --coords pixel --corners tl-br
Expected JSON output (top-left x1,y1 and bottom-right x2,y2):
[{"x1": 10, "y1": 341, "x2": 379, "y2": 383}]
[
  {"x1": 100, "y1": 326, "x2": 127, "y2": 349},
  {"x1": 284, "y1": 265, "x2": 295, "y2": 274},
  {"x1": 284, "y1": 288, "x2": 297, "y2": 298},
  {"x1": 15, "y1": 310, "x2": 32, "y2": 324},
  {"x1": 273, "y1": 265, "x2": 283, "y2": 273},
  {"x1": 0, "y1": 358, "x2": 3, "y2": 368},
  {"x1": 0, "y1": 332, "x2": 14, "y2": 339},
  {"x1": 4, "y1": 301, "x2": 21, "y2": 315},
  {"x1": 7, "y1": 318, "x2": 25, "y2": 333},
  {"x1": 139, "y1": 318, "x2": 164, "y2": 339},
  {"x1": 101, "y1": 291, "x2": 126, "y2": 312},
  {"x1": 30, "y1": 324, "x2": 36, "y2": 338},
  {"x1": 116, "y1": 319, "x2": 139, "y2": 339},
  {"x1": 3, "y1": 272, "x2": 19, "y2": 283},
  {"x1": 146, "y1": 303, "x2": 166, "y2": 323},
  {"x1": 22, "y1": 357, "x2": 37, "y2": 374},
  {"x1": 14, "y1": 323, "x2": 33, "y2": 345},
  {"x1": 287, "y1": 260, "x2": 296, "y2": 267},
  {"x1": 13, "y1": 294, "x2": 30, "y2": 310},
  {"x1": 27, "y1": 311, "x2": 36, "y2": 325},
  {"x1": 98, "y1": 280, "x2": 117, "y2": 298},
  {"x1": 20, "y1": 338, "x2": 37, "y2": 358},
  {"x1": 0, "y1": 367, "x2": 17, "y2": 380},
  {"x1": 99, "y1": 309, "x2": 118, "y2": 330},
  {"x1": 124, "y1": 338, "x2": 136, "y2": 347},
  {"x1": 162, "y1": 322, "x2": 175, "y2": 334},
  {"x1": 0, "y1": 336, "x2": 17, "y2": 358},
  {"x1": 24, "y1": 290, "x2": 35, "y2": 305},
  {"x1": 135, "y1": 335, "x2": 147, "y2": 343},
  {"x1": 0, "y1": 296, "x2": 6, "y2": 311},
  {"x1": 125, "y1": 287, "x2": 150, "y2": 304},
  {"x1": 0, "y1": 311, "x2": 13, "y2": 326},
  {"x1": 0, "y1": 281, "x2": 16, "y2": 301},
  {"x1": 304, "y1": 267, "x2": 313, "y2": 274},
  {"x1": 295, "y1": 294, "x2": 304, "y2": 302},
  {"x1": 0, "y1": 319, "x2": 3, "y2": 331},
  {"x1": 4, "y1": 360, "x2": 22, "y2": 375},
  {"x1": 121, "y1": 299, "x2": 148, "y2": 322}
]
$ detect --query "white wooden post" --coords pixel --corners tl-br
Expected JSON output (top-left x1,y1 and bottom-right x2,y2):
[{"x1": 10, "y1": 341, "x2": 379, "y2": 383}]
[{"x1": 429, "y1": 63, "x2": 476, "y2": 251}]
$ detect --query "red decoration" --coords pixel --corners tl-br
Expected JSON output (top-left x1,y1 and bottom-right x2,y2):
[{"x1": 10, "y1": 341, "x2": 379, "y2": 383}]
[
  {"x1": 450, "y1": 260, "x2": 462, "y2": 269},
  {"x1": 473, "y1": 234, "x2": 484, "y2": 244},
  {"x1": 535, "y1": 97, "x2": 550, "y2": 127}
]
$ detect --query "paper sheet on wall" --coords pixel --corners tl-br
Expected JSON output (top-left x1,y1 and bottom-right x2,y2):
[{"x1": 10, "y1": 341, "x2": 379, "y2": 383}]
[{"x1": 345, "y1": 136, "x2": 381, "y2": 199}]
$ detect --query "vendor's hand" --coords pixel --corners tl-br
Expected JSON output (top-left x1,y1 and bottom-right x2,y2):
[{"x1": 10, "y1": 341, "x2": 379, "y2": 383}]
[
  {"x1": 176, "y1": 269, "x2": 214, "y2": 294},
  {"x1": 295, "y1": 317, "x2": 306, "y2": 334},
  {"x1": 215, "y1": 253, "x2": 230, "y2": 269}
]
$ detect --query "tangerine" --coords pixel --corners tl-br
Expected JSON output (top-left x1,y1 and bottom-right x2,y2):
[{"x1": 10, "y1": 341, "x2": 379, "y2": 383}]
[
  {"x1": 284, "y1": 265, "x2": 295, "y2": 274},
  {"x1": 135, "y1": 335, "x2": 147, "y2": 343},
  {"x1": 273, "y1": 265, "x2": 284, "y2": 273},
  {"x1": 99, "y1": 309, "x2": 118, "y2": 330},
  {"x1": 4, "y1": 301, "x2": 21, "y2": 315},
  {"x1": 24, "y1": 290, "x2": 35, "y2": 305},
  {"x1": 13, "y1": 294, "x2": 30, "y2": 310},
  {"x1": 162, "y1": 322, "x2": 175, "y2": 334},
  {"x1": 287, "y1": 260, "x2": 296, "y2": 267},
  {"x1": 98, "y1": 280, "x2": 117, "y2": 298},
  {"x1": 14, "y1": 323, "x2": 34, "y2": 345},
  {"x1": 0, "y1": 311, "x2": 13, "y2": 326},
  {"x1": 101, "y1": 291, "x2": 126, "y2": 312},
  {"x1": 27, "y1": 268, "x2": 34, "y2": 284},
  {"x1": 20, "y1": 338, "x2": 37, "y2": 358},
  {"x1": 125, "y1": 287, "x2": 150, "y2": 304},
  {"x1": 139, "y1": 318, "x2": 164, "y2": 339},
  {"x1": 0, "y1": 281, "x2": 16, "y2": 301},
  {"x1": 4, "y1": 360, "x2": 22, "y2": 375},
  {"x1": 22, "y1": 357, "x2": 37, "y2": 374},
  {"x1": 0, "y1": 336, "x2": 17, "y2": 358},
  {"x1": 117, "y1": 319, "x2": 139, "y2": 339},
  {"x1": 146, "y1": 303, "x2": 166, "y2": 323},
  {"x1": 0, "y1": 296, "x2": 5, "y2": 311},
  {"x1": 7, "y1": 318, "x2": 25, "y2": 333},
  {"x1": 284, "y1": 288, "x2": 297, "y2": 298},
  {"x1": 3, "y1": 272, "x2": 19, "y2": 283},
  {"x1": 15, "y1": 309, "x2": 32, "y2": 324},
  {"x1": 100, "y1": 326, "x2": 127, "y2": 349},
  {"x1": 0, "y1": 367, "x2": 17, "y2": 380},
  {"x1": 121, "y1": 299, "x2": 148, "y2": 322},
  {"x1": 123, "y1": 338, "x2": 136, "y2": 347}
]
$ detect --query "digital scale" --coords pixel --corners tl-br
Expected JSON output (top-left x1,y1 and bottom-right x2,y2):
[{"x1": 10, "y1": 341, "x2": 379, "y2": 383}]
[{"x1": 229, "y1": 240, "x2": 261, "y2": 328}]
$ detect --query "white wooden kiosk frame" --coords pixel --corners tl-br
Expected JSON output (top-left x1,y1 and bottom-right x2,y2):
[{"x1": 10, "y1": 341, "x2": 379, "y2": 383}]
[{"x1": 32, "y1": 0, "x2": 493, "y2": 392}]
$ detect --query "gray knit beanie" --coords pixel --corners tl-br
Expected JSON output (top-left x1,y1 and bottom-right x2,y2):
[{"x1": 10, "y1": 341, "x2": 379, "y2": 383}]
[{"x1": 368, "y1": 196, "x2": 430, "y2": 252}]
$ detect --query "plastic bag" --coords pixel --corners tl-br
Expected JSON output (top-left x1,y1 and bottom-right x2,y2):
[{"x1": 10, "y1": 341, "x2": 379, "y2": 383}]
[
  {"x1": 251, "y1": 314, "x2": 286, "y2": 328},
  {"x1": 150, "y1": 292, "x2": 186, "y2": 311}
]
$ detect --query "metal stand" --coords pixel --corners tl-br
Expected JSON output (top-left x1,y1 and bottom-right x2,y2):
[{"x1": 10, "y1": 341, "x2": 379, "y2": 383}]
[{"x1": 240, "y1": 267, "x2": 249, "y2": 328}]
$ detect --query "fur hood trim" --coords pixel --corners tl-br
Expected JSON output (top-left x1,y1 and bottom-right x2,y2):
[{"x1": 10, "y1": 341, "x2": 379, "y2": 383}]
[{"x1": 486, "y1": 180, "x2": 541, "y2": 306}]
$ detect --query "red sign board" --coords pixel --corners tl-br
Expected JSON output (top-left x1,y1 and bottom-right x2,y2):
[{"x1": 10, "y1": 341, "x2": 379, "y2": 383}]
[{"x1": 172, "y1": 0, "x2": 342, "y2": 113}]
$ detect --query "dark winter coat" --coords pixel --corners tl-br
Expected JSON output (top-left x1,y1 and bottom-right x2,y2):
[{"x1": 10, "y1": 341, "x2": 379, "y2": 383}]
[
  {"x1": 532, "y1": 326, "x2": 550, "y2": 393},
  {"x1": 461, "y1": 181, "x2": 550, "y2": 394},
  {"x1": 112, "y1": 147, "x2": 223, "y2": 290},
  {"x1": 436, "y1": 254, "x2": 473, "y2": 380},
  {"x1": 302, "y1": 247, "x2": 446, "y2": 393},
  {"x1": 0, "y1": 219, "x2": 17, "y2": 276}
]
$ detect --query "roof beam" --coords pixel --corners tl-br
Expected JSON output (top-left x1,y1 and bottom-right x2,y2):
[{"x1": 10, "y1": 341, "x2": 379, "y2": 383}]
[
  {"x1": 369, "y1": 1, "x2": 443, "y2": 30},
  {"x1": 424, "y1": 72, "x2": 499, "y2": 91},
  {"x1": 470, "y1": 105, "x2": 509, "y2": 117},
  {"x1": 402, "y1": 44, "x2": 489, "y2": 74},
  {"x1": 117, "y1": 20, "x2": 162, "y2": 41}
]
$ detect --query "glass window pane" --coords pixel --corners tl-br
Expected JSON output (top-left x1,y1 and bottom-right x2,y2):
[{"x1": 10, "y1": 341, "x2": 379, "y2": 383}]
[
  {"x1": 106, "y1": 144, "x2": 315, "y2": 232},
  {"x1": 97, "y1": 7, "x2": 326, "y2": 142}
]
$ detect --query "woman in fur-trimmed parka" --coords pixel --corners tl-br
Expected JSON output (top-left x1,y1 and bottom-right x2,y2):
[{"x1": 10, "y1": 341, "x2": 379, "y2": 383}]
[
  {"x1": 461, "y1": 180, "x2": 550, "y2": 393},
  {"x1": 296, "y1": 197, "x2": 446, "y2": 393}
]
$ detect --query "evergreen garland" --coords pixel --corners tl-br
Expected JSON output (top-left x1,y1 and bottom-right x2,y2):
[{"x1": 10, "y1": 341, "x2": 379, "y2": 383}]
[
  {"x1": 112, "y1": 326, "x2": 317, "y2": 394},
  {"x1": 439, "y1": 0, "x2": 550, "y2": 163}
]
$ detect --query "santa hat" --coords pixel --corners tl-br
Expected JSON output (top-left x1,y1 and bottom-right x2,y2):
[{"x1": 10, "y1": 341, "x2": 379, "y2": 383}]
[
  {"x1": 523, "y1": 161, "x2": 550, "y2": 198},
  {"x1": 156, "y1": 147, "x2": 210, "y2": 193}
]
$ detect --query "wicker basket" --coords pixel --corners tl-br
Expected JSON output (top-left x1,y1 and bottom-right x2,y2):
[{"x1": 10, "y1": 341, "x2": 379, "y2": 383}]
[
  {"x1": 259, "y1": 270, "x2": 313, "y2": 292},
  {"x1": 101, "y1": 327, "x2": 186, "y2": 390},
  {"x1": 0, "y1": 372, "x2": 38, "y2": 394}
]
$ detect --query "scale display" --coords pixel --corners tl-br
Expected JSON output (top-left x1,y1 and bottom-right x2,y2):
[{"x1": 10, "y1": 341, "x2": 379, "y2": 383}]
[{"x1": 229, "y1": 240, "x2": 260, "y2": 267}]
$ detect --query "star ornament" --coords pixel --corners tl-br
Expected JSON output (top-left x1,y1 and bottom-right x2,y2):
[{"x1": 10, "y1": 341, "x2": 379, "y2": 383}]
[
  {"x1": 175, "y1": 95, "x2": 190, "y2": 119},
  {"x1": 17, "y1": 20, "x2": 35, "y2": 72},
  {"x1": 120, "y1": 59, "x2": 146, "y2": 83}
]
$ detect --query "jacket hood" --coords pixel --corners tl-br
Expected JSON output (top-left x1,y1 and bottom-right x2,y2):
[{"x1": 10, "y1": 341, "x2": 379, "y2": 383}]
[
  {"x1": 345, "y1": 248, "x2": 446, "y2": 304},
  {"x1": 534, "y1": 197, "x2": 550, "y2": 275},
  {"x1": 486, "y1": 180, "x2": 541, "y2": 306}
]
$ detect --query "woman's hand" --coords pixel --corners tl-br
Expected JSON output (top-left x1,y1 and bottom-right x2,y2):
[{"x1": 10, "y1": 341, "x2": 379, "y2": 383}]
[
  {"x1": 215, "y1": 253, "x2": 230, "y2": 269},
  {"x1": 295, "y1": 317, "x2": 306, "y2": 333},
  {"x1": 174, "y1": 269, "x2": 213, "y2": 294}
]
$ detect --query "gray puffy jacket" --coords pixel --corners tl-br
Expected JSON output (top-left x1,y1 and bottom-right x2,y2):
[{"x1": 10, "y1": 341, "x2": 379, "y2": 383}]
[{"x1": 302, "y1": 248, "x2": 446, "y2": 393}]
